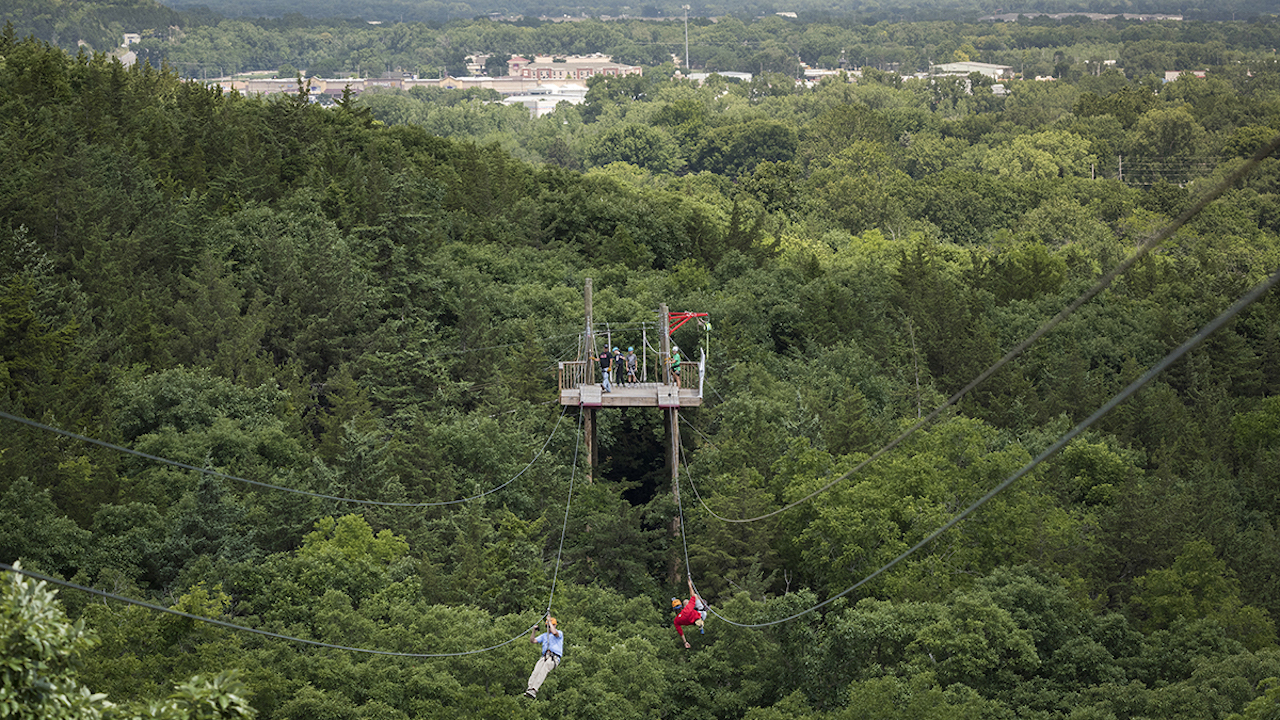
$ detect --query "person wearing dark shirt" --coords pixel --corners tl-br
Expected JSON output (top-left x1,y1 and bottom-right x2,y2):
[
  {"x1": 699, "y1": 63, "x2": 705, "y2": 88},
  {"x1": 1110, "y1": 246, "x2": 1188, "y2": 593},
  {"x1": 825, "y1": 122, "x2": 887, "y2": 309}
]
[{"x1": 598, "y1": 348, "x2": 613, "y2": 393}]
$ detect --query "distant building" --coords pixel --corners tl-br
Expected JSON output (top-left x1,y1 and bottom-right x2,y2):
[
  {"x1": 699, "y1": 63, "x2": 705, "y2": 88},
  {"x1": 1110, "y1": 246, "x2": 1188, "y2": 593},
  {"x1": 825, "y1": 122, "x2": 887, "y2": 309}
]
[
  {"x1": 931, "y1": 61, "x2": 1015, "y2": 80},
  {"x1": 803, "y1": 68, "x2": 846, "y2": 82},
  {"x1": 686, "y1": 71, "x2": 754, "y2": 83},
  {"x1": 981, "y1": 12, "x2": 1182, "y2": 21},
  {"x1": 220, "y1": 52, "x2": 642, "y2": 118},
  {"x1": 229, "y1": 78, "x2": 308, "y2": 96},
  {"x1": 517, "y1": 54, "x2": 641, "y2": 81},
  {"x1": 1164, "y1": 69, "x2": 1207, "y2": 82},
  {"x1": 501, "y1": 83, "x2": 589, "y2": 117},
  {"x1": 121, "y1": 33, "x2": 141, "y2": 47}
]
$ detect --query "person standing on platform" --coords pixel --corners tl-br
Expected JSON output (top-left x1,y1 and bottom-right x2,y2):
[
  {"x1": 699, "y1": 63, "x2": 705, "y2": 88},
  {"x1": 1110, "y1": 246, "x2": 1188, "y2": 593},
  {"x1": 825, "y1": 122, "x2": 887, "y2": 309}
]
[
  {"x1": 668, "y1": 345, "x2": 682, "y2": 389},
  {"x1": 598, "y1": 347, "x2": 613, "y2": 393},
  {"x1": 613, "y1": 346, "x2": 625, "y2": 386},
  {"x1": 626, "y1": 347, "x2": 639, "y2": 385}
]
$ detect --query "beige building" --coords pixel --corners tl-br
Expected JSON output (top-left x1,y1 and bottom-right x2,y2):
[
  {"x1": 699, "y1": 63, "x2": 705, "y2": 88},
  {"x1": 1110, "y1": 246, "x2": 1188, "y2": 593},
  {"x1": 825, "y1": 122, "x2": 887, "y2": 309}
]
[
  {"x1": 931, "y1": 61, "x2": 1015, "y2": 80},
  {"x1": 516, "y1": 54, "x2": 642, "y2": 82}
]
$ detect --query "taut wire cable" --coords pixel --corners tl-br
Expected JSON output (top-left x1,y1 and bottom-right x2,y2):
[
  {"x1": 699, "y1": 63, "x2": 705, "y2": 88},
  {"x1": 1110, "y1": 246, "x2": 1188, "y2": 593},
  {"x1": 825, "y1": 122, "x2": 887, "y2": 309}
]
[
  {"x1": 682, "y1": 264, "x2": 1280, "y2": 627},
  {"x1": 701, "y1": 130, "x2": 1280, "y2": 523},
  {"x1": 0, "y1": 410, "x2": 589, "y2": 656},
  {"x1": 0, "y1": 407, "x2": 567, "y2": 508}
]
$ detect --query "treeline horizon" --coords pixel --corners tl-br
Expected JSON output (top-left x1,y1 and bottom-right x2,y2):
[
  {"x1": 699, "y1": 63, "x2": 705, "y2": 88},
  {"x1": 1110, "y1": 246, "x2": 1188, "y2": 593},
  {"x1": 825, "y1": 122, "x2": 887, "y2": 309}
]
[{"x1": 4, "y1": 0, "x2": 1279, "y2": 79}]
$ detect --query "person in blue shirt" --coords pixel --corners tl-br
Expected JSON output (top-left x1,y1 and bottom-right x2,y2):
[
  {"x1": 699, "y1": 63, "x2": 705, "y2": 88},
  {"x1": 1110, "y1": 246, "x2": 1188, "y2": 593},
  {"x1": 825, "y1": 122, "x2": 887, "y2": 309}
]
[{"x1": 524, "y1": 615, "x2": 564, "y2": 699}]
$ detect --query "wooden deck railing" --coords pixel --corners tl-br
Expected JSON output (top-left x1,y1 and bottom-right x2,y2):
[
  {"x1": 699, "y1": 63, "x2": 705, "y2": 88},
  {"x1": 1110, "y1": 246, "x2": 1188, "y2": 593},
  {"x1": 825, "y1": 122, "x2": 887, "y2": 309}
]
[
  {"x1": 558, "y1": 360, "x2": 592, "y2": 392},
  {"x1": 560, "y1": 353, "x2": 705, "y2": 396}
]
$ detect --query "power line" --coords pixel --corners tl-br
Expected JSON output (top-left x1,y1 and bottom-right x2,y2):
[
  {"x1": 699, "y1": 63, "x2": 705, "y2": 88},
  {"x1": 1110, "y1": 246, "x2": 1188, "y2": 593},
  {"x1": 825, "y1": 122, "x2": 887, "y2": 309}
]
[
  {"x1": 0, "y1": 411, "x2": 587, "y2": 657},
  {"x1": 0, "y1": 407, "x2": 567, "y2": 509},
  {"x1": 687, "y1": 264, "x2": 1280, "y2": 628},
  {"x1": 696, "y1": 129, "x2": 1280, "y2": 524}
]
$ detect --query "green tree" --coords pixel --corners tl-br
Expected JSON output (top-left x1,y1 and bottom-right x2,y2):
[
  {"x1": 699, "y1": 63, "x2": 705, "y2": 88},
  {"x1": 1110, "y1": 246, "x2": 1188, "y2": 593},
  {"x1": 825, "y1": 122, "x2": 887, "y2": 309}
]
[
  {"x1": 582, "y1": 73, "x2": 655, "y2": 123},
  {"x1": 691, "y1": 119, "x2": 798, "y2": 178},
  {"x1": 1125, "y1": 104, "x2": 1209, "y2": 183},
  {"x1": 0, "y1": 478, "x2": 90, "y2": 577},
  {"x1": 0, "y1": 565, "x2": 255, "y2": 719},
  {"x1": 584, "y1": 123, "x2": 684, "y2": 174},
  {"x1": 1133, "y1": 539, "x2": 1276, "y2": 651},
  {"x1": 0, "y1": 564, "x2": 103, "y2": 719},
  {"x1": 981, "y1": 130, "x2": 1096, "y2": 179}
]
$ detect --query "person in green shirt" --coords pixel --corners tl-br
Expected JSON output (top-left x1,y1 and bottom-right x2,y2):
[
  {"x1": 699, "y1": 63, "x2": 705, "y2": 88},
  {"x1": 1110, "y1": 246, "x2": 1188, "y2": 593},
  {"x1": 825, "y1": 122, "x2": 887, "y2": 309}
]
[{"x1": 669, "y1": 345, "x2": 682, "y2": 389}]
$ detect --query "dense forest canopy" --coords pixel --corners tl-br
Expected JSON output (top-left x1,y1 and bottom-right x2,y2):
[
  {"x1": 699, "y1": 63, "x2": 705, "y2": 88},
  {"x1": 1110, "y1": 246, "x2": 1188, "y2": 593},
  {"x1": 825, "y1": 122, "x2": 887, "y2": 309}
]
[{"x1": 5, "y1": 4, "x2": 1280, "y2": 718}]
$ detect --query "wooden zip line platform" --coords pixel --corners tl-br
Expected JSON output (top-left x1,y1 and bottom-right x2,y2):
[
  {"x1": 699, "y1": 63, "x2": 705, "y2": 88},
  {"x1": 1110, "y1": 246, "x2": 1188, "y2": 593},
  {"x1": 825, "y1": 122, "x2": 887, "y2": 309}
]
[{"x1": 558, "y1": 376, "x2": 703, "y2": 409}]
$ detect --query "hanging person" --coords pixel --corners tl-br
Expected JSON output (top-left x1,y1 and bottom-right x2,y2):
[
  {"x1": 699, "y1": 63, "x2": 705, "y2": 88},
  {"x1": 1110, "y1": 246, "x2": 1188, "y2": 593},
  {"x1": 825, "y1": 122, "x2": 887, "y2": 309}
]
[
  {"x1": 670, "y1": 576, "x2": 705, "y2": 649},
  {"x1": 524, "y1": 615, "x2": 564, "y2": 699}
]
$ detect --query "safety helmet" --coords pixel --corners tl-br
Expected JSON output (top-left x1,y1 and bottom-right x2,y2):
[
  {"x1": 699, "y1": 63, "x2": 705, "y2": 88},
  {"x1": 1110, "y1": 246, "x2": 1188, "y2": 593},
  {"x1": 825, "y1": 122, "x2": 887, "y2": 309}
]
[
  {"x1": 628, "y1": 346, "x2": 634, "y2": 352},
  {"x1": 673, "y1": 345, "x2": 679, "y2": 352},
  {"x1": 671, "y1": 597, "x2": 682, "y2": 609},
  {"x1": 613, "y1": 347, "x2": 619, "y2": 352}
]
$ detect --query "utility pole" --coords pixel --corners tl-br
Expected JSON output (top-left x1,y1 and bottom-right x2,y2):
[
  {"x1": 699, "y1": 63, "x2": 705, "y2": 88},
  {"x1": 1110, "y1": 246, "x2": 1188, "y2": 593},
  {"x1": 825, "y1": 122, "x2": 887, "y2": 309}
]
[{"x1": 683, "y1": 5, "x2": 690, "y2": 71}]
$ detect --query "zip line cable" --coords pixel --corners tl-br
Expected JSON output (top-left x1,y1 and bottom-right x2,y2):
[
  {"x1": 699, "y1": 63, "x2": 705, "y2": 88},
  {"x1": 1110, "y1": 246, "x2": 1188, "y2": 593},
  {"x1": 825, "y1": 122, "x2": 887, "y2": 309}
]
[
  {"x1": 681, "y1": 264, "x2": 1280, "y2": 628},
  {"x1": 0, "y1": 561, "x2": 536, "y2": 658},
  {"x1": 0, "y1": 411, "x2": 587, "y2": 657},
  {"x1": 544, "y1": 408, "x2": 583, "y2": 617},
  {"x1": 699, "y1": 129, "x2": 1280, "y2": 524},
  {"x1": 679, "y1": 447, "x2": 729, "y2": 524},
  {"x1": 0, "y1": 406, "x2": 568, "y2": 509}
]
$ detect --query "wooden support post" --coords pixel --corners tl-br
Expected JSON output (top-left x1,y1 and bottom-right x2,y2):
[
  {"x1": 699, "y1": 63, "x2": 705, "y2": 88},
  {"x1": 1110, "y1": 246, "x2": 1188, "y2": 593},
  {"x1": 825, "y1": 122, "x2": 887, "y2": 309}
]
[
  {"x1": 584, "y1": 407, "x2": 596, "y2": 485},
  {"x1": 662, "y1": 303, "x2": 683, "y2": 584},
  {"x1": 669, "y1": 408, "x2": 681, "y2": 497},
  {"x1": 659, "y1": 303, "x2": 670, "y2": 385},
  {"x1": 585, "y1": 278, "x2": 595, "y2": 366},
  {"x1": 668, "y1": 405, "x2": 681, "y2": 584},
  {"x1": 585, "y1": 279, "x2": 596, "y2": 484}
]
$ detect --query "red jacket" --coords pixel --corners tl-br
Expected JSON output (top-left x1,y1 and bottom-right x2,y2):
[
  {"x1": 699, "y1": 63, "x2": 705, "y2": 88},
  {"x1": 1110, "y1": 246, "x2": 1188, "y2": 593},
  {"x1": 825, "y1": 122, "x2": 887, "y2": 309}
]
[{"x1": 674, "y1": 597, "x2": 701, "y2": 636}]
